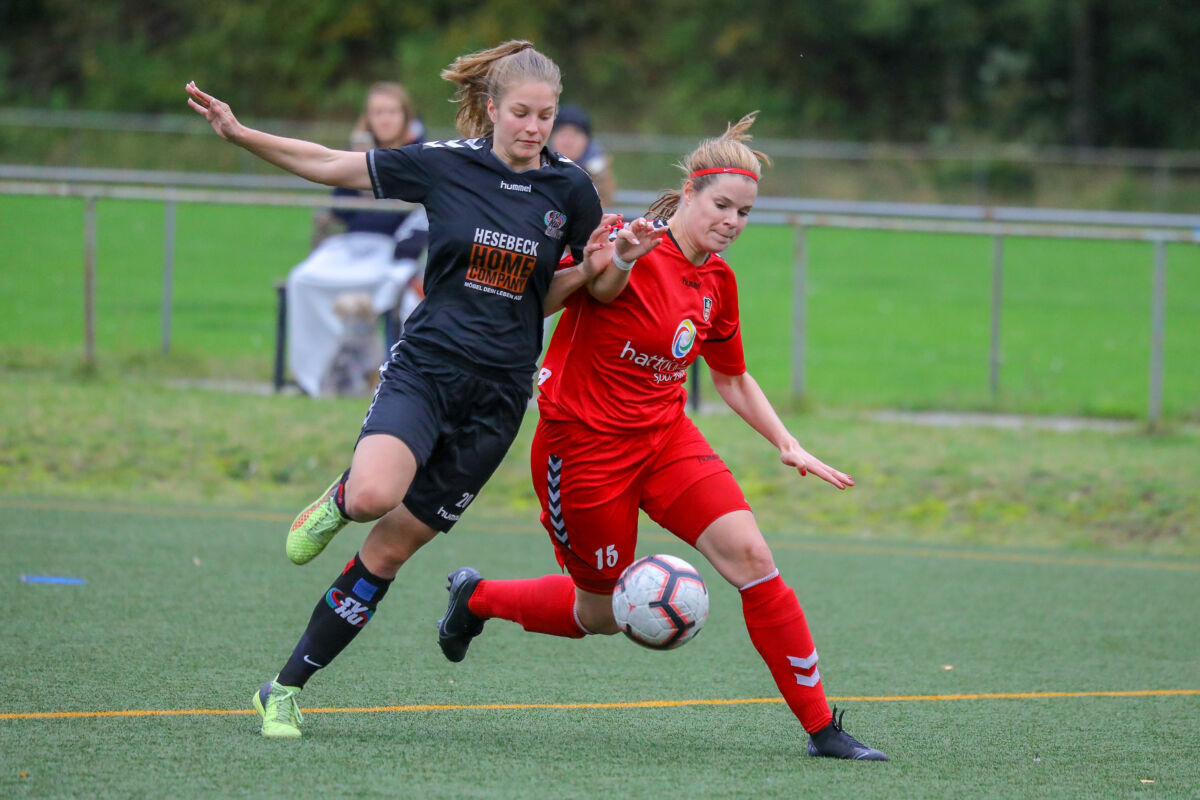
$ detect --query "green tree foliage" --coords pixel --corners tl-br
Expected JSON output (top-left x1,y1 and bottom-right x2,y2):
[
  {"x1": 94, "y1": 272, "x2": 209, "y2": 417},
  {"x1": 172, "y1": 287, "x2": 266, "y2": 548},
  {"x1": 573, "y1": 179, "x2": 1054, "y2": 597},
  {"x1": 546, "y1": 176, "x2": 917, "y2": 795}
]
[{"x1": 2, "y1": 0, "x2": 1197, "y2": 147}]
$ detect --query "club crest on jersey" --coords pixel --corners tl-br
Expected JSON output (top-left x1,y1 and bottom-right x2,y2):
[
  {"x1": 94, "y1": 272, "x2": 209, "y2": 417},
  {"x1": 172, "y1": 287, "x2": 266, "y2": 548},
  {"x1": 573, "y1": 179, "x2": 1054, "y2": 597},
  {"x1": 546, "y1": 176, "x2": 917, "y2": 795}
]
[
  {"x1": 544, "y1": 210, "x2": 566, "y2": 240},
  {"x1": 703, "y1": 297, "x2": 713, "y2": 322},
  {"x1": 671, "y1": 319, "x2": 697, "y2": 359}
]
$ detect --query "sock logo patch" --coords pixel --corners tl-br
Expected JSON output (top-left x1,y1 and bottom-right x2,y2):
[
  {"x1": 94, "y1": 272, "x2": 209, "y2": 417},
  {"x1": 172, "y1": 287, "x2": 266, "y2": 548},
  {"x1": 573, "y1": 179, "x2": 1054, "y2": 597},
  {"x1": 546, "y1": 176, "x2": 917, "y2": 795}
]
[
  {"x1": 352, "y1": 578, "x2": 379, "y2": 602},
  {"x1": 325, "y1": 589, "x2": 373, "y2": 627}
]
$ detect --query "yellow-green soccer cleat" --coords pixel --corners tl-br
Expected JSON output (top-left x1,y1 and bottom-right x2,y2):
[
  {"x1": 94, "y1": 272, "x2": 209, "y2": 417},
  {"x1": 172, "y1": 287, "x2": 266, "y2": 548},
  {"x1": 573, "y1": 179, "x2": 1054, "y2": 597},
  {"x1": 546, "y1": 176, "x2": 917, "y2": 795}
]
[
  {"x1": 286, "y1": 476, "x2": 350, "y2": 565},
  {"x1": 253, "y1": 678, "x2": 303, "y2": 738}
]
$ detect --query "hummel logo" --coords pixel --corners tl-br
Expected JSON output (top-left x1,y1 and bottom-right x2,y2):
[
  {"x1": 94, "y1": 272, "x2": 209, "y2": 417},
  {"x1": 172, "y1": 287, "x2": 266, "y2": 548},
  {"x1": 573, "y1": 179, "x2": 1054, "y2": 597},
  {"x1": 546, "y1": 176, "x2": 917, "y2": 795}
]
[
  {"x1": 425, "y1": 138, "x2": 484, "y2": 150},
  {"x1": 500, "y1": 180, "x2": 532, "y2": 193},
  {"x1": 302, "y1": 654, "x2": 325, "y2": 668},
  {"x1": 788, "y1": 650, "x2": 821, "y2": 687}
]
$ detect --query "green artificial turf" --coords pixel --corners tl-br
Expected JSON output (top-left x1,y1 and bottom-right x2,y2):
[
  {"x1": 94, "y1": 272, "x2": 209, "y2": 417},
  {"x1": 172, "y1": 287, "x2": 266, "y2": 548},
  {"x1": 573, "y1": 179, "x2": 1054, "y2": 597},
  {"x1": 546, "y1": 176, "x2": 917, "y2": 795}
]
[{"x1": 1, "y1": 501, "x2": 1197, "y2": 799}]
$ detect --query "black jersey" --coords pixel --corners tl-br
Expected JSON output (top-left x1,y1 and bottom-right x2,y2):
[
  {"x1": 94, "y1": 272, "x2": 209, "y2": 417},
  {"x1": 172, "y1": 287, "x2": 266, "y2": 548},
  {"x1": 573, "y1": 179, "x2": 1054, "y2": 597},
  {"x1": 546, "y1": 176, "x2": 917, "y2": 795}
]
[{"x1": 367, "y1": 137, "x2": 601, "y2": 381}]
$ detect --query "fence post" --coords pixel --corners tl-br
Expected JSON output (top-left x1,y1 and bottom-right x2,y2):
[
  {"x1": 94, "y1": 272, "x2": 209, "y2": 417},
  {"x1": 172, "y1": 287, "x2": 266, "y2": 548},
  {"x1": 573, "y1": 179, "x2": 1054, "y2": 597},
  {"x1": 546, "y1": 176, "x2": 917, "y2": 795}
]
[
  {"x1": 990, "y1": 235, "x2": 1004, "y2": 402},
  {"x1": 1149, "y1": 239, "x2": 1166, "y2": 425},
  {"x1": 1153, "y1": 154, "x2": 1172, "y2": 212},
  {"x1": 161, "y1": 191, "x2": 176, "y2": 354},
  {"x1": 792, "y1": 223, "x2": 808, "y2": 402},
  {"x1": 83, "y1": 195, "x2": 97, "y2": 370},
  {"x1": 274, "y1": 282, "x2": 288, "y2": 392}
]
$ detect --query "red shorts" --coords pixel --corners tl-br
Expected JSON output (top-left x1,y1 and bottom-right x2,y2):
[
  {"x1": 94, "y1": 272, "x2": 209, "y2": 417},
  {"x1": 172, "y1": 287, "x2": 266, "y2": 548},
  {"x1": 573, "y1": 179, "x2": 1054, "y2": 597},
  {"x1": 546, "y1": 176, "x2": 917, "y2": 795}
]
[{"x1": 530, "y1": 414, "x2": 752, "y2": 594}]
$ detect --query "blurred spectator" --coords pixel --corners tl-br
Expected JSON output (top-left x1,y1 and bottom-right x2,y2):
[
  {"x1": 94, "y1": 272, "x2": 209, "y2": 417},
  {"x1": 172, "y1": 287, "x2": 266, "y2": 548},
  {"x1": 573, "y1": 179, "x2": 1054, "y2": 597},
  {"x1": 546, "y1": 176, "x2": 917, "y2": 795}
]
[
  {"x1": 286, "y1": 82, "x2": 429, "y2": 396},
  {"x1": 550, "y1": 105, "x2": 615, "y2": 208},
  {"x1": 331, "y1": 82, "x2": 426, "y2": 249}
]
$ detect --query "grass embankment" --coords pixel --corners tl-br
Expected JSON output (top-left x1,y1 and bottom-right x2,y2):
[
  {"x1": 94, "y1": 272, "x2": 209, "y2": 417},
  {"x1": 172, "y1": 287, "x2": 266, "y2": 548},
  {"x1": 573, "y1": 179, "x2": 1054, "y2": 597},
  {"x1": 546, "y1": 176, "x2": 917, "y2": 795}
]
[{"x1": 2, "y1": 372, "x2": 1196, "y2": 557}]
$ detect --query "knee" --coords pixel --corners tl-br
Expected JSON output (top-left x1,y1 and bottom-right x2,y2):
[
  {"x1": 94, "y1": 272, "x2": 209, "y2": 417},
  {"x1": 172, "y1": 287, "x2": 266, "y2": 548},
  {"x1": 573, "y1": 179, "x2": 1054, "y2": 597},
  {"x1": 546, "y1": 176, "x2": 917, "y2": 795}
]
[
  {"x1": 741, "y1": 542, "x2": 776, "y2": 579},
  {"x1": 345, "y1": 481, "x2": 402, "y2": 522},
  {"x1": 722, "y1": 540, "x2": 777, "y2": 588}
]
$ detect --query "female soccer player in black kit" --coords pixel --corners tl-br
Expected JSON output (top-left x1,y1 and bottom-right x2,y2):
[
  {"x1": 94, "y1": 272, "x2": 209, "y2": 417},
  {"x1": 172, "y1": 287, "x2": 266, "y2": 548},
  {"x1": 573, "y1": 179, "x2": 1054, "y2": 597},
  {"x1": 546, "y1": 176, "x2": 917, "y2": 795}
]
[{"x1": 186, "y1": 41, "x2": 660, "y2": 737}]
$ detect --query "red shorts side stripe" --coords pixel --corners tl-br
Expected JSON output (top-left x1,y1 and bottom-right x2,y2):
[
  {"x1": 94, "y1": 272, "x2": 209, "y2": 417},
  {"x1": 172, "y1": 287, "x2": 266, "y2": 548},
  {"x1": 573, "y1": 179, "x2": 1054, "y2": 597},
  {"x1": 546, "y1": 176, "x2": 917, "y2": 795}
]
[{"x1": 530, "y1": 414, "x2": 752, "y2": 594}]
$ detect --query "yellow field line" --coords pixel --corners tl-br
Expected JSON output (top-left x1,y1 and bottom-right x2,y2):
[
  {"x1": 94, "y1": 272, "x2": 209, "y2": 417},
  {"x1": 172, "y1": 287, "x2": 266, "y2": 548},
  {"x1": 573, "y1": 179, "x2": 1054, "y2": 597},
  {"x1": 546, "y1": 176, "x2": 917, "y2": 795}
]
[
  {"x1": 1, "y1": 689, "x2": 1195, "y2": 721},
  {"x1": 763, "y1": 540, "x2": 1200, "y2": 572},
  {"x1": 6, "y1": 498, "x2": 1199, "y2": 573},
  {"x1": 4, "y1": 499, "x2": 291, "y2": 524}
]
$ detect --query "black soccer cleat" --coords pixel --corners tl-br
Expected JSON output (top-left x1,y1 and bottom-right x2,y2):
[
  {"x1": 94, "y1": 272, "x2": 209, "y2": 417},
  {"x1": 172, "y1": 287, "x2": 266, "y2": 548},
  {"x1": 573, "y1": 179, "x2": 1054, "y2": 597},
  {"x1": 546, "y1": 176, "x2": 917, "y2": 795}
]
[
  {"x1": 807, "y1": 707, "x2": 888, "y2": 761},
  {"x1": 437, "y1": 567, "x2": 485, "y2": 663}
]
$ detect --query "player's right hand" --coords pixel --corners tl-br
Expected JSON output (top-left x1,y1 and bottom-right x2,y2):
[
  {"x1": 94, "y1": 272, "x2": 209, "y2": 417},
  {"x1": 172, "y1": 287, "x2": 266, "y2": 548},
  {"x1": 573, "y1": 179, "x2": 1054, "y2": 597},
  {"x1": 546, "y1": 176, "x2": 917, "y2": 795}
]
[
  {"x1": 185, "y1": 82, "x2": 242, "y2": 142},
  {"x1": 613, "y1": 217, "x2": 667, "y2": 264}
]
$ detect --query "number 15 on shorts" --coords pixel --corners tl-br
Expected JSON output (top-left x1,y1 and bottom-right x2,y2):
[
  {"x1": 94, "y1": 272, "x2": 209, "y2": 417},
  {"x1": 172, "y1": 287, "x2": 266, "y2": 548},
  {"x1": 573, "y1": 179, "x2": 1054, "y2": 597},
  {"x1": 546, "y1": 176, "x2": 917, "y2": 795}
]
[{"x1": 595, "y1": 545, "x2": 618, "y2": 569}]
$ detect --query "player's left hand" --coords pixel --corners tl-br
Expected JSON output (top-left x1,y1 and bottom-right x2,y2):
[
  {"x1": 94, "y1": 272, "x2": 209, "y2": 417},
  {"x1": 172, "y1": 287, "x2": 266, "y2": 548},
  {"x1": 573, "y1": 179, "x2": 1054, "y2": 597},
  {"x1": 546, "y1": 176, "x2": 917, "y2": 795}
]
[
  {"x1": 185, "y1": 81, "x2": 242, "y2": 142},
  {"x1": 779, "y1": 438, "x2": 855, "y2": 490}
]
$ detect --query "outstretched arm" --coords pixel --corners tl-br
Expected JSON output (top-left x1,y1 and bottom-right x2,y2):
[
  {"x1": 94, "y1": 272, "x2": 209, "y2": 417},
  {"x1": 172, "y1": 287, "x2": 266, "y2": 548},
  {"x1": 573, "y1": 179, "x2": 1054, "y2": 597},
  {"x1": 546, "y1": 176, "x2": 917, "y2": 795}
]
[
  {"x1": 709, "y1": 368, "x2": 854, "y2": 490},
  {"x1": 186, "y1": 82, "x2": 371, "y2": 190},
  {"x1": 588, "y1": 217, "x2": 667, "y2": 304},
  {"x1": 543, "y1": 214, "x2": 621, "y2": 315}
]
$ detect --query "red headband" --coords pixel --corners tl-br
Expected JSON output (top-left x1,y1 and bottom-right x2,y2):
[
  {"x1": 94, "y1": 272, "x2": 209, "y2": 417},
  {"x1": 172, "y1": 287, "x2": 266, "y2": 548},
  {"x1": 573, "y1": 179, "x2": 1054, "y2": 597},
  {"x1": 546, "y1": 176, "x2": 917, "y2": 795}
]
[{"x1": 689, "y1": 167, "x2": 759, "y2": 182}]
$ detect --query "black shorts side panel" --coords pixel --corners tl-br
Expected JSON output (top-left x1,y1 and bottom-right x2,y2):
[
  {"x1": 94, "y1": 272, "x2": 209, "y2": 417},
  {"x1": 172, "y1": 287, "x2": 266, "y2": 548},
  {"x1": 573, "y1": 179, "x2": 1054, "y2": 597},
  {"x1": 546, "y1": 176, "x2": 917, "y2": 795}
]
[
  {"x1": 403, "y1": 382, "x2": 528, "y2": 532},
  {"x1": 362, "y1": 342, "x2": 532, "y2": 532},
  {"x1": 357, "y1": 350, "x2": 444, "y2": 465}
]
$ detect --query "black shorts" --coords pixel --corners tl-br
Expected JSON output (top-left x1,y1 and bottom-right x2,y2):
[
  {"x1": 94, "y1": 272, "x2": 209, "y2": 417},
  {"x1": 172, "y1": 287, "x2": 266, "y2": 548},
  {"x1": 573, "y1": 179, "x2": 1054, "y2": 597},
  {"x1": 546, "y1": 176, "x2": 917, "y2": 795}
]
[{"x1": 358, "y1": 342, "x2": 531, "y2": 532}]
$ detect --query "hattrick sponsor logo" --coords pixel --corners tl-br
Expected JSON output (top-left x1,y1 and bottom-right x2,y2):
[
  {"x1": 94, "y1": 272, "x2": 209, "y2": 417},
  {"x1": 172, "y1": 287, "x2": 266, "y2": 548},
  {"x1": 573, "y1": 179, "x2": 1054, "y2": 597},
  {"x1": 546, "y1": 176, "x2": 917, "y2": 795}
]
[
  {"x1": 613, "y1": 319, "x2": 698, "y2": 385},
  {"x1": 618, "y1": 339, "x2": 689, "y2": 384},
  {"x1": 671, "y1": 320, "x2": 697, "y2": 359}
]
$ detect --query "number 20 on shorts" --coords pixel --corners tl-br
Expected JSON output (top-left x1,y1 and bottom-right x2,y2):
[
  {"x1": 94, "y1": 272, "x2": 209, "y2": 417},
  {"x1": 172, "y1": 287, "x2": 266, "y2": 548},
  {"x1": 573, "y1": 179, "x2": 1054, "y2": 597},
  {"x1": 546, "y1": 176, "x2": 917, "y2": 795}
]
[{"x1": 595, "y1": 545, "x2": 618, "y2": 569}]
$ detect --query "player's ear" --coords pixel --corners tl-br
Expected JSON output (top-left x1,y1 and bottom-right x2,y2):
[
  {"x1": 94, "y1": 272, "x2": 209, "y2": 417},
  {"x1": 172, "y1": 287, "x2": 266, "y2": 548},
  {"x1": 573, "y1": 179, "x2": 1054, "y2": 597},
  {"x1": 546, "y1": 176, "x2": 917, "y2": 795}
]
[
  {"x1": 682, "y1": 180, "x2": 695, "y2": 206},
  {"x1": 486, "y1": 98, "x2": 498, "y2": 125}
]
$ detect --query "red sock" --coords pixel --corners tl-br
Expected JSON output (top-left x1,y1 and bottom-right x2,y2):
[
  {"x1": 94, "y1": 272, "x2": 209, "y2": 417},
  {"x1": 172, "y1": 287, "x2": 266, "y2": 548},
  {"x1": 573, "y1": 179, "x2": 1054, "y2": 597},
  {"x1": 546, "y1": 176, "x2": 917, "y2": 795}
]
[
  {"x1": 740, "y1": 573, "x2": 833, "y2": 733},
  {"x1": 468, "y1": 575, "x2": 587, "y2": 638}
]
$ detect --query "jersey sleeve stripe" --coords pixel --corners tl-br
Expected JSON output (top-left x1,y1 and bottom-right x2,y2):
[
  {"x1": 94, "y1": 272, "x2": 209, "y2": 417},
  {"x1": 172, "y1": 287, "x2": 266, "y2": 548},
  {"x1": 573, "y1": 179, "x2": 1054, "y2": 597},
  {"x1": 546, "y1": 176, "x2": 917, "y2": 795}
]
[
  {"x1": 366, "y1": 149, "x2": 383, "y2": 199},
  {"x1": 706, "y1": 323, "x2": 739, "y2": 344}
]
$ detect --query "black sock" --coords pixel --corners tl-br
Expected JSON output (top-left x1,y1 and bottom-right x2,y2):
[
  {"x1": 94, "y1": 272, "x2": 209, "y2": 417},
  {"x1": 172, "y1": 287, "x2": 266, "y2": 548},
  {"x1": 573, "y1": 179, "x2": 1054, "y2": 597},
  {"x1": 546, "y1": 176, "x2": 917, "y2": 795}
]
[
  {"x1": 333, "y1": 468, "x2": 351, "y2": 519},
  {"x1": 277, "y1": 552, "x2": 392, "y2": 688}
]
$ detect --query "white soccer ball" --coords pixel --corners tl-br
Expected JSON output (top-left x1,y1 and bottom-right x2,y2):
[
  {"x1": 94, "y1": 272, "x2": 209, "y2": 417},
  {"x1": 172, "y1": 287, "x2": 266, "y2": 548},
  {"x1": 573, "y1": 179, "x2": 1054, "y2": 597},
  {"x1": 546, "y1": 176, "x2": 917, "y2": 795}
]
[{"x1": 612, "y1": 554, "x2": 709, "y2": 649}]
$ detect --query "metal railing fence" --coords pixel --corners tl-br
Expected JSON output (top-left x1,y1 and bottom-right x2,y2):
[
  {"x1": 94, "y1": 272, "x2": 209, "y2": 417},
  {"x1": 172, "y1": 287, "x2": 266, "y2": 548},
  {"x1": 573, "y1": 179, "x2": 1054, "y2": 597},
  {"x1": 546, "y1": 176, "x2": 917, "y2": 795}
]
[
  {"x1": 2, "y1": 165, "x2": 1195, "y2": 422},
  {"x1": 5, "y1": 107, "x2": 1200, "y2": 210},
  {"x1": 6, "y1": 107, "x2": 1200, "y2": 169}
]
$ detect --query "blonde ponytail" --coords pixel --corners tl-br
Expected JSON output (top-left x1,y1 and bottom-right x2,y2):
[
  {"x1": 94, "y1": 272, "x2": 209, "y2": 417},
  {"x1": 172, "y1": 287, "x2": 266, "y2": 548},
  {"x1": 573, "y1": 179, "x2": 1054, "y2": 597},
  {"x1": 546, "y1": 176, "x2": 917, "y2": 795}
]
[
  {"x1": 440, "y1": 40, "x2": 562, "y2": 138},
  {"x1": 648, "y1": 112, "x2": 770, "y2": 220}
]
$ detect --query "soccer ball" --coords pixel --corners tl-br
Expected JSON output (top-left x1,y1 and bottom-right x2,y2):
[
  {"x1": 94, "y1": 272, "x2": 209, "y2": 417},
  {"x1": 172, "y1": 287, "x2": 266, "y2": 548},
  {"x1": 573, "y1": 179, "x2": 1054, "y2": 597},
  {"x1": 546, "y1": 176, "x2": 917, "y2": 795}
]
[{"x1": 612, "y1": 554, "x2": 709, "y2": 650}]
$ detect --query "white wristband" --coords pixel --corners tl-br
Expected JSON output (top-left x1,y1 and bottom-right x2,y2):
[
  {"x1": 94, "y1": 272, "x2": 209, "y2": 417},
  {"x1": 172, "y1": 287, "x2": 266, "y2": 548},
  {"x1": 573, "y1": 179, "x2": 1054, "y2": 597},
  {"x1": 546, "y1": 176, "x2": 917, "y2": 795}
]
[{"x1": 612, "y1": 251, "x2": 637, "y2": 271}]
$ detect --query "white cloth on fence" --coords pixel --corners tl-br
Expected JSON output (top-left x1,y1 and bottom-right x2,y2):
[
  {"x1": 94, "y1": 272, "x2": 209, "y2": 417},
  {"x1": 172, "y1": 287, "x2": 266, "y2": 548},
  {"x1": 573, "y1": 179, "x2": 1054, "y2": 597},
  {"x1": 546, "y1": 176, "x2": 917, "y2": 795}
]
[{"x1": 286, "y1": 232, "x2": 419, "y2": 396}]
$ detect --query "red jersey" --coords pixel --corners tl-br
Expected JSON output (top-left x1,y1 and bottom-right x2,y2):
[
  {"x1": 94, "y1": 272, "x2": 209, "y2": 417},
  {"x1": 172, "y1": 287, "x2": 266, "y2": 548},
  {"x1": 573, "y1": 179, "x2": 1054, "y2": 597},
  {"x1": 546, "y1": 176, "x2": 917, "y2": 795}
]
[{"x1": 538, "y1": 233, "x2": 746, "y2": 433}]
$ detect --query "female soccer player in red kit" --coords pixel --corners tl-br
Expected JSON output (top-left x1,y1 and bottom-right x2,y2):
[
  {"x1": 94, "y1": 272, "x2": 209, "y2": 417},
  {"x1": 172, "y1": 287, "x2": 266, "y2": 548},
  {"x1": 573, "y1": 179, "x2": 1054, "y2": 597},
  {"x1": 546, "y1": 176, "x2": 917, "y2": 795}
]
[{"x1": 438, "y1": 113, "x2": 887, "y2": 760}]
